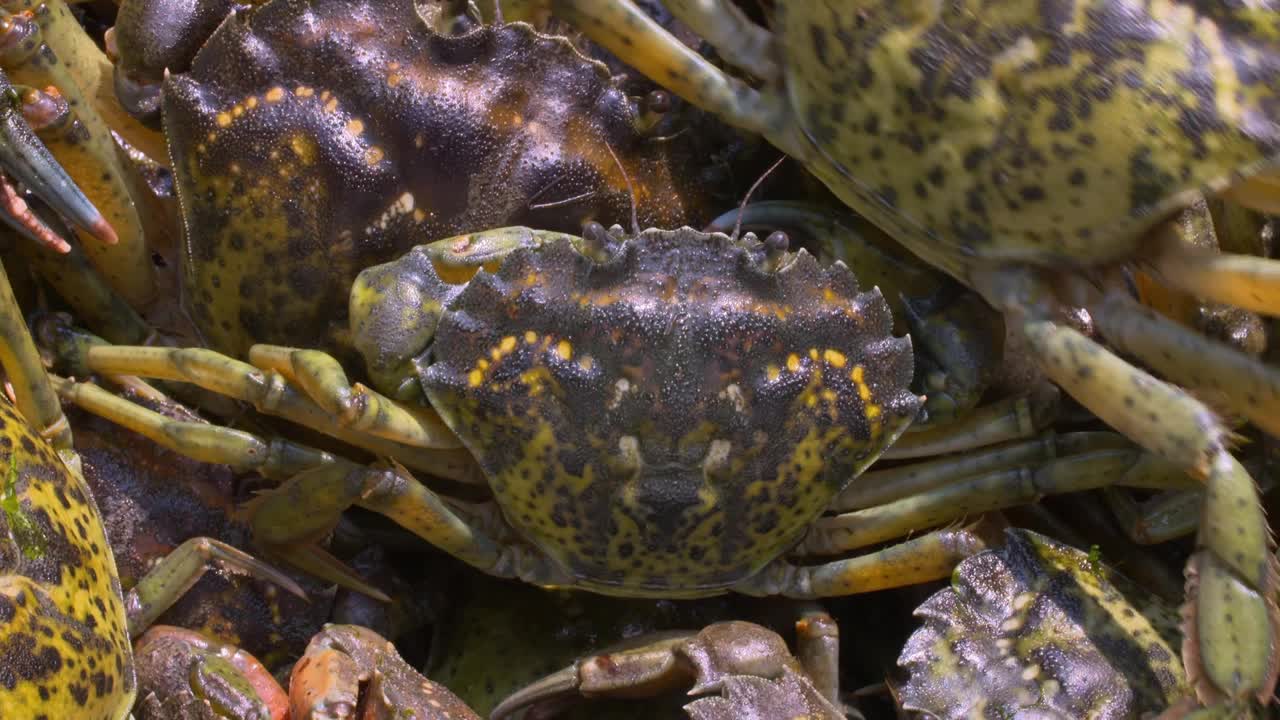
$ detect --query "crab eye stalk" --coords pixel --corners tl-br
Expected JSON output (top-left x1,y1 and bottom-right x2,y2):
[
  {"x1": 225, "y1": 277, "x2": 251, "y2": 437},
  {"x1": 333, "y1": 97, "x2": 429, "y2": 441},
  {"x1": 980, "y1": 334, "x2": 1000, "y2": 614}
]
[{"x1": 762, "y1": 230, "x2": 790, "y2": 271}]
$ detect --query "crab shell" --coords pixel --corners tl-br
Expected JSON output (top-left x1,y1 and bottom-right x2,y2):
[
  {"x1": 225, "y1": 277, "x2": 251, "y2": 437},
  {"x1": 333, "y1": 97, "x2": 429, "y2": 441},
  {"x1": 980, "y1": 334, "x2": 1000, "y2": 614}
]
[
  {"x1": 777, "y1": 2, "x2": 1280, "y2": 280},
  {"x1": 411, "y1": 227, "x2": 922, "y2": 595},
  {"x1": 162, "y1": 0, "x2": 729, "y2": 361},
  {"x1": 0, "y1": 394, "x2": 135, "y2": 719}
]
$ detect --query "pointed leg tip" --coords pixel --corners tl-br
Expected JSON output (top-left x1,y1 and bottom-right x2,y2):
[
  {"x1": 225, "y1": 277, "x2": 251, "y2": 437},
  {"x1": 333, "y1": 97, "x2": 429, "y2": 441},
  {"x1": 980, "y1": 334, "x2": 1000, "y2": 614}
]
[{"x1": 87, "y1": 217, "x2": 118, "y2": 246}]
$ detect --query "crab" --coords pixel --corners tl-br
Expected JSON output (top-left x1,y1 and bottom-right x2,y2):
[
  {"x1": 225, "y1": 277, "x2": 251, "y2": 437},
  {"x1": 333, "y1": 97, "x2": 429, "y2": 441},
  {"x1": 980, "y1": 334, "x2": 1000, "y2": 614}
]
[
  {"x1": 0, "y1": 104, "x2": 305, "y2": 719},
  {"x1": 897, "y1": 529, "x2": 1194, "y2": 718},
  {"x1": 132, "y1": 623, "x2": 481, "y2": 720},
  {"x1": 482, "y1": 0, "x2": 1280, "y2": 710},
  {"x1": 94, "y1": 0, "x2": 755, "y2": 363}
]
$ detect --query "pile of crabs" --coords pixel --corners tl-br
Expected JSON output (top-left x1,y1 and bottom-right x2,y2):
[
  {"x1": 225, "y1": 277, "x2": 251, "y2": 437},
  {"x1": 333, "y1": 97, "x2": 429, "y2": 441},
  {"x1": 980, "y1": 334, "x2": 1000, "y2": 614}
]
[{"x1": 0, "y1": 0, "x2": 1277, "y2": 718}]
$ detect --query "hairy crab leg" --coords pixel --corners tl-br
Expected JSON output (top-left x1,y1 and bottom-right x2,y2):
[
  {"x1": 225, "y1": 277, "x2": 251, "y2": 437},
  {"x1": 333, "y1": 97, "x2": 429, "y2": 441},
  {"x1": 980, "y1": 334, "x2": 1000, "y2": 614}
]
[
  {"x1": 1146, "y1": 224, "x2": 1280, "y2": 320},
  {"x1": 1105, "y1": 488, "x2": 1212, "y2": 545},
  {"x1": 0, "y1": 255, "x2": 67, "y2": 444},
  {"x1": 975, "y1": 265, "x2": 1280, "y2": 708}
]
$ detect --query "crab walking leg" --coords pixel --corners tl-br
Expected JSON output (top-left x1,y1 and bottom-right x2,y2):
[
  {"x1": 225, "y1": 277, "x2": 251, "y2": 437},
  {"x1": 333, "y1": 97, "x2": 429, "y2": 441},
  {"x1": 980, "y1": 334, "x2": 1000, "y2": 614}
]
[
  {"x1": 59, "y1": 344, "x2": 473, "y2": 477},
  {"x1": 1146, "y1": 224, "x2": 1280, "y2": 319},
  {"x1": 546, "y1": 0, "x2": 806, "y2": 158},
  {"x1": 248, "y1": 344, "x2": 457, "y2": 449},
  {"x1": 0, "y1": 257, "x2": 69, "y2": 447},
  {"x1": 793, "y1": 607, "x2": 840, "y2": 707},
  {"x1": 976, "y1": 267, "x2": 1280, "y2": 706},
  {"x1": 1222, "y1": 172, "x2": 1280, "y2": 215},
  {"x1": 1082, "y1": 287, "x2": 1280, "y2": 438},
  {"x1": 660, "y1": 1, "x2": 777, "y2": 82},
  {"x1": 802, "y1": 449, "x2": 1143, "y2": 555},
  {"x1": 834, "y1": 431, "x2": 1142, "y2": 512},
  {"x1": 735, "y1": 526, "x2": 992, "y2": 598},
  {"x1": 1104, "y1": 487, "x2": 1205, "y2": 545},
  {"x1": 249, "y1": 459, "x2": 572, "y2": 590},
  {"x1": 879, "y1": 385, "x2": 1058, "y2": 460},
  {"x1": 123, "y1": 537, "x2": 307, "y2": 637}
]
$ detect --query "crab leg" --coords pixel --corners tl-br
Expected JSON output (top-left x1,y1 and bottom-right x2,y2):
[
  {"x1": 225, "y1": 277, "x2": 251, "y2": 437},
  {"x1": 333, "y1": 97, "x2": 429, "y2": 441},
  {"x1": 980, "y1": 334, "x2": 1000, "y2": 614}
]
[
  {"x1": 880, "y1": 385, "x2": 1058, "y2": 459},
  {"x1": 53, "y1": 343, "x2": 473, "y2": 477},
  {"x1": 1145, "y1": 217, "x2": 1280, "y2": 320},
  {"x1": 735, "y1": 525, "x2": 993, "y2": 598},
  {"x1": 123, "y1": 536, "x2": 306, "y2": 636},
  {"x1": 0, "y1": 256, "x2": 68, "y2": 446},
  {"x1": 802, "y1": 448, "x2": 1144, "y2": 555},
  {"x1": 975, "y1": 265, "x2": 1280, "y2": 707},
  {"x1": 248, "y1": 344, "x2": 458, "y2": 450},
  {"x1": 545, "y1": 0, "x2": 806, "y2": 158},
  {"x1": 833, "y1": 431, "x2": 1144, "y2": 512},
  {"x1": 1104, "y1": 488, "x2": 1206, "y2": 545},
  {"x1": 1079, "y1": 285, "x2": 1280, "y2": 438}
]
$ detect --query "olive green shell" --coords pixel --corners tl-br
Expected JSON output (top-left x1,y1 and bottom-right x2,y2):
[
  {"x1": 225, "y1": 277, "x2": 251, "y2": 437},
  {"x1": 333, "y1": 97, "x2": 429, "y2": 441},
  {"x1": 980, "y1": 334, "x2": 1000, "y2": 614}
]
[
  {"x1": 164, "y1": 0, "x2": 724, "y2": 360},
  {"x1": 0, "y1": 396, "x2": 134, "y2": 719},
  {"x1": 897, "y1": 529, "x2": 1190, "y2": 718},
  {"x1": 421, "y1": 227, "x2": 922, "y2": 594},
  {"x1": 776, "y1": 2, "x2": 1280, "y2": 281}
]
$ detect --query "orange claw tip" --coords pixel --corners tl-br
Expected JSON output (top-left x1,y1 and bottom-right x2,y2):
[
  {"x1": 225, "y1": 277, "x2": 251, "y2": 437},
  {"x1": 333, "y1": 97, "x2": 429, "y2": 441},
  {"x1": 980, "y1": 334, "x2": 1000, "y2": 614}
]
[{"x1": 0, "y1": 172, "x2": 71, "y2": 253}]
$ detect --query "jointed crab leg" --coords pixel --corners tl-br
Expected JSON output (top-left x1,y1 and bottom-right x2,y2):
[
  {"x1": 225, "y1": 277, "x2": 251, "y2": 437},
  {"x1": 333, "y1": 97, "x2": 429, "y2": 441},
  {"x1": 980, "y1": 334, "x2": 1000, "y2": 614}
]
[
  {"x1": 880, "y1": 386, "x2": 1057, "y2": 459},
  {"x1": 56, "y1": 343, "x2": 474, "y2": 478},
  {"x1": 0, "y1": 255, "x2": 67, "y2": 446},
  {"x1": 248, "y1": 344, "x2": 458, "y2": 449},
  {"x1": 976, "y1": 265, "x2": 1280, "y2": 707},
  {"x1": 833, "y1": 431, "x2": 1144, "y2": 512},
  {"x1": 803, "y1": 448, "x2": 1143, "y2": 556},
  {"x1": 736, "y1": 526, "x2": 993, "y2": 598}
]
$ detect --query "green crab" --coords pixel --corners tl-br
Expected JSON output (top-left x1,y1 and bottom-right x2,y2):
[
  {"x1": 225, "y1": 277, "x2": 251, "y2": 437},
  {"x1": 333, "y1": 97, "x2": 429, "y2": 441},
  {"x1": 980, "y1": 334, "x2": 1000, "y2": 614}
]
[
  {"x1": 487, "y1": 0, "x2": 1280, "y2": 710},
  {"x1": 898, "y1": 529, "x2": 1194, "y2": 718}
]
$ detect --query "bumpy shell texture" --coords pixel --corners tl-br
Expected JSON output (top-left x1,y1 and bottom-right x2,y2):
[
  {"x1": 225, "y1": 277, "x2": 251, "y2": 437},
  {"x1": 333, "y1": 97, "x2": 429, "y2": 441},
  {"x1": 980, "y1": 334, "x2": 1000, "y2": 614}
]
[
  {"x1": 164, "y1": 0, "x2": 720, "y2": 358},
  {"x1": 897, "y1": 529, "x2": 1190, "y2": 719},
  {"x1": 422, "y1": 228, "x2": 921, "y2": 594}
]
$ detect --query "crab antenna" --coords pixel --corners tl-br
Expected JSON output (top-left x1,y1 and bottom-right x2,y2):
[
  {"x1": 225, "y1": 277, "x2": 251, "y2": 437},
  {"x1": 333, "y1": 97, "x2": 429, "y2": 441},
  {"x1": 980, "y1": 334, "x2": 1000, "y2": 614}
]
[
  {"x1": 731, "y1": 155, "x2": 787, "y2": 241},
  {"x1": 603, "y1": 140, "x2": 640, "y2": 235}
]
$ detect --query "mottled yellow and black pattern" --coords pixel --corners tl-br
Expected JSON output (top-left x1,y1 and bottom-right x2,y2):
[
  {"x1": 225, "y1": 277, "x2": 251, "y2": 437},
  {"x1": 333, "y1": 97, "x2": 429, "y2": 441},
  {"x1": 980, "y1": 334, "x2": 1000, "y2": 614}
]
[
  {"x1": 163, "y1": 0, "x2": 725, "y2": 361},
  {"x1": 898, "y1": 529, "x2": 1190, "y2": 718},
  {"x1": 421, "y1": 228, "x2": 922, "y2": 594},
  {"x1": 0, "y1": 397, "x2": 134, "y2": 720},
  {"x1": 778, "y1": 1, "x2": 1279, "y2": 280}
]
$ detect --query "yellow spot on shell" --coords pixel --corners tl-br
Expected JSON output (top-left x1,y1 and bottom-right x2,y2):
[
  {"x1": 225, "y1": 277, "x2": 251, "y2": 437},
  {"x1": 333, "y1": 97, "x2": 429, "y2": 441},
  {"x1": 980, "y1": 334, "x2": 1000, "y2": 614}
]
[
  {"x1": 467, "y1": 369, "x2": 483, "y2": 387},
  {"x1": 578, "y1": 356, "x2": 595, "y2": 371},
  {"x1": 766, "y1": 365, "x2": 780, "y2": 382},
  {"x1": 364, "y1": 146, "x2": 385, "y2": 165},
  {"x1": 294, "y1": 85, "x2": 315, "y2": 97},
  {"x1": 859, "y1": 384, "x2": 872, "y2": 402},
  {"x1": 324, "y1": 97, "x2": 339, "y2": 113},
  {"x1": 346, "y1": 119, "x2": 365, "y2": 136},
  {"x1": 525, "y1": 331, "x2": 538, "y2": 344},
  {"x1": 289, "y1": 134, "x2": 316, "y2": 165},
  {"x1": 265, "y1": 86, "x2": 285, "y2": 102},
  {"x1": 499, "y1": 336, "x2": 518, "y2": 354},
  {"x1": 823, "y1": 349, "x2": 847, "y2": 368},
  {"x1": 387, "y1": 72, "x2": 403, "y2": 87},
  {"x1": 850, "y1": 365, "x2": 865, "y2": 384},
  {"x1": 866, "y1": 404, "x2": 881, "y2": 419},
  {"x1": 808, "y1": 348, "x2": 819, "y2": 360},
  {"x1": 556, "y1": 340, "x2": 573, "y2": 360},
  {"x1": 231, "y1": 104, "x2": 244, "y2": 118},
  {"x1": 245, "y1": 95, "x2": 258, "y2": 109},
  {"x1": 215, "y1": 111, "x2": 232, "y2": 127},
  {"x1": 786, "y1": 354, "x2": 800, "y2": 373}
]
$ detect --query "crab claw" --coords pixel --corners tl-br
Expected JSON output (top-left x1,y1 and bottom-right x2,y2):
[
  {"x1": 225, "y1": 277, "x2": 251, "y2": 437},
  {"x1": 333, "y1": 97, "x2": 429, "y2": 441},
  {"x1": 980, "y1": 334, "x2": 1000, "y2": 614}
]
[
  {"x1": 0, "y1": 68, "x2": 117, "y2": 250},
  {"x1": 491, "y1": 622, "x2": 844, "y2": 720}
]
